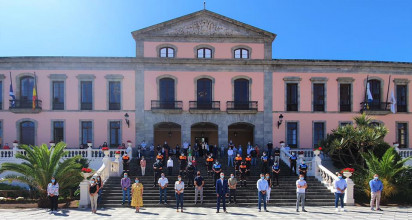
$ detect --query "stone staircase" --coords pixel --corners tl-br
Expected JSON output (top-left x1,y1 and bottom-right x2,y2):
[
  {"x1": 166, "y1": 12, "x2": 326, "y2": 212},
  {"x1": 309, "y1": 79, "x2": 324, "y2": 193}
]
[{"x1": 100, "y1": 155, "x2": 335, "y2": 208}]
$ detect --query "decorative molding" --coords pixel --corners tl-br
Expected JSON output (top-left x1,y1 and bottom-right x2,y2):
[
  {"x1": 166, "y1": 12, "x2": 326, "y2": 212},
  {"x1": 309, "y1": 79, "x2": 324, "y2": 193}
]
[
  {"x1": 155, "y1": 44, "x2": 178, "y2": 58},
  {"x1": 105, "y1": 74, "x2": 124, "y2": 80},
  {"x1": 283, "y1": 77, "x2": 302, "y2": 82},
  {"x1": 393, "y1": 78, "x2": 410, "y2": 85},
  {"x1": 48, "y1": 74, "x2": 67, "y2": 80},
  {"x1": 310, "y1": 77, "x2": 328, "y2": 82},
  {"x1": 76, "y1": 74, "x2": 96, "y2": 80},
  {"x1": 336, "y1": 77, "x2": 354, "y2": 83},
  {"x1": 193, "y1": 44, "x2": 215, "y2": 59},
  {"x1": 231, "y1": 45, "x2": 252, "y2": 59}
]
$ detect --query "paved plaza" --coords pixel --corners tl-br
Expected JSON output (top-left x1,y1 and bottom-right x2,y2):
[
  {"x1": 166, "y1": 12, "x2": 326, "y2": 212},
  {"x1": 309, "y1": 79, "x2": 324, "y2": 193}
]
[{"x1": 0, "y1": 206, "x2": 411, "y2": 220}]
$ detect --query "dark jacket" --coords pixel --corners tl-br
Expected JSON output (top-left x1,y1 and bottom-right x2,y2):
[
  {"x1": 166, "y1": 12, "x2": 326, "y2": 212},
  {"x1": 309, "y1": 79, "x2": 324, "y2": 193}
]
[{"x1": 216, "y1": 178, "x2": 228, "y2": 195}]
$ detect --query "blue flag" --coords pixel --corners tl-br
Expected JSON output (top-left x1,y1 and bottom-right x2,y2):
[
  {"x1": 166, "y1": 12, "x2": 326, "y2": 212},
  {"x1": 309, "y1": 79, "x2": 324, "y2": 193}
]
[{"x1": 9, "y1": 73, "x2": 15, "y2": 107}]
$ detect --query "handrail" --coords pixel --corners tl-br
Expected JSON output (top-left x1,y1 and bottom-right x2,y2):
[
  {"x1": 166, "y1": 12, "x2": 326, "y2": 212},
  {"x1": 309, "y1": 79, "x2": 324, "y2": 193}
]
[
  {"x1": 397, "y1": 149, "x2": 412, "y2": 158},
  {"x1": 318, "y1": 164, "x2": 339, "y2": 192}
]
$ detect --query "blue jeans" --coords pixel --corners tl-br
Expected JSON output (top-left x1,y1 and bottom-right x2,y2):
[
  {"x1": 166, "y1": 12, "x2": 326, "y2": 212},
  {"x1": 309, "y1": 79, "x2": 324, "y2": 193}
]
[
  {"x1": 97, "y1": 189, "x2": 102, "y2": 204},
  {"x1": 175, "y1": 193, "x2": 184, "y2": 209},
  {"x1": 159, "y1": 188, "x2": 167, "y2": 203},
  {"x1": 221, "y1": 149, "x2": 225, "y2": 158},
  {"x1": 335, "y1": 193, "x2": 345, "y2": 208},
  {"x1": 122, "y1": 187, "x2": 130, "y2": 203},
  {"x1": 217, "y1": 194, "x2": 226, "y2": 212},
  {"x1": 258, "y1": 191, "x2": 267, "y2": 210},
  {"x1": 228, "y1": 156, "x2": 234, "y2": 166},
  {"x1": 251, "y1": 157, "x2": 256, "y2": 166}
]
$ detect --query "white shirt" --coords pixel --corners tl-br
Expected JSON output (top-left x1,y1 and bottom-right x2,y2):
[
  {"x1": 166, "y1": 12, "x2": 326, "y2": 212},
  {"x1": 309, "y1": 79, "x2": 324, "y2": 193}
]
[
  {"x1": 183, "y1": 142, "x2": 189, "y2": 149},
  {"x1": 296, "y1": 179, "x2": 307, "y2": 193},
  {"x1": 175, "y1": 181, "x2": 184, "y2": 193},
  {"x1": 167, "y1": 159, "x2": 174, "y2": 167},
  {"x1": 257, "y1": 179, "x2": 268, "y2": 192},
  {"x1": 228, "y1": 149, "x2": 234, "y2": 156},
  {"x1": 158, "y1": 177, "x2": 169, "y2": 187},
  {"x1": 126, "y1": 146, "x2": 132, "y2": 154}
]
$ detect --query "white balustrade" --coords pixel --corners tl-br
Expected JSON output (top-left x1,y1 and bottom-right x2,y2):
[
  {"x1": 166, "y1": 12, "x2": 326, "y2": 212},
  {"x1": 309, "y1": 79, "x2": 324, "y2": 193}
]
[{"x1": 397, "y1": 149, "x2": 412, "y2": 158}]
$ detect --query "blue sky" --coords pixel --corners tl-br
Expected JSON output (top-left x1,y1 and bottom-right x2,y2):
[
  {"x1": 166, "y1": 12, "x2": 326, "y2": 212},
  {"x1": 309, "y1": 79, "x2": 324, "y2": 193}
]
[{"x1": 0, "y1": 0, "x2": 411, "y2": 62}]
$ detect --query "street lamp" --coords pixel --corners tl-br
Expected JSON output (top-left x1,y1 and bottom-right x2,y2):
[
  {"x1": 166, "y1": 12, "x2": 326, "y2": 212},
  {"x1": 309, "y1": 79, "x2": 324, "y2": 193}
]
[
  {"x1": 277, "y1": 114, "x2": 284, "y2": 128},
  {"x1": 124, "y1": 113, "x2": 130, "y2": 128}
]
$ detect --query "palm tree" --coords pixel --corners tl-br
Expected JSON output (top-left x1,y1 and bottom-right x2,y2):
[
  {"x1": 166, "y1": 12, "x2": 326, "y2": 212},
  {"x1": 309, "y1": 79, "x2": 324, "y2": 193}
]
[
  {"x1": 0, "y1": 142, "x2": 83, "y2": 207},
  {"x1": 361, "y1": 147, "x2": 412, "y2": 202}
]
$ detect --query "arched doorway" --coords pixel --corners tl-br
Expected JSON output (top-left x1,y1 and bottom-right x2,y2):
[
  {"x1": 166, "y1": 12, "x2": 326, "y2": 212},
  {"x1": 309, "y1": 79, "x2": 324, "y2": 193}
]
[
  {"x1": 191, "y1": 122, "x2": 218, "y2": 148},
  {"x1": 20, "y1": 121, "x2": 35, "y2": 145},
  {"x1": 228, "y1": 123, "x2": 254, "y2": 154},
  {"x1": 154, "y1": 122, "x2": 181, "y2": 148}
]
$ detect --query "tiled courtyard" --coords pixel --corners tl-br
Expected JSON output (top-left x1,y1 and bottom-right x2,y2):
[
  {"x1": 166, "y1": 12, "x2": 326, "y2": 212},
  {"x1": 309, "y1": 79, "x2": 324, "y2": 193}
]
[{"x1": 0, "y1": 206, "x2": 411, "y2": 219}]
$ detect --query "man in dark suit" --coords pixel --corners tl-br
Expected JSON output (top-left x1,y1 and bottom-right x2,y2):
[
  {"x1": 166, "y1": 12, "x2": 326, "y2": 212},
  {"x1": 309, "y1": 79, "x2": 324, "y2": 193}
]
[{"x1": 216, "y1": 172, "x2": 229, "y2": 213}]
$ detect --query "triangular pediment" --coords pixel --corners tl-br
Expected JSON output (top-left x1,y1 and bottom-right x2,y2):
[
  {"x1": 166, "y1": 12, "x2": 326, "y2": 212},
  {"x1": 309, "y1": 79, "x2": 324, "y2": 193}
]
[{"x1": 132, "y1": 10, "x2": 276, "y2": 40}]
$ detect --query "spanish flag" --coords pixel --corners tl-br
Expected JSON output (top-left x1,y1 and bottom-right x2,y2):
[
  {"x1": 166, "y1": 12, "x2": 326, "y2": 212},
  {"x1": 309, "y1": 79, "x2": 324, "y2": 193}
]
[{"x1": 32, "y1": 73, "x2": 37, "y2": 109}]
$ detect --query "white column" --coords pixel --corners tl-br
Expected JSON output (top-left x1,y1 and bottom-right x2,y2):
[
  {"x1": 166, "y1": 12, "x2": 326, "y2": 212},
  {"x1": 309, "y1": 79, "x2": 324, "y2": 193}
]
[
  {"x1": 78, "y1": 179, "x2": 90, "y2": 209},
  {"x1": 343, "y1": 172, "x2": 355, "y2": 206}
]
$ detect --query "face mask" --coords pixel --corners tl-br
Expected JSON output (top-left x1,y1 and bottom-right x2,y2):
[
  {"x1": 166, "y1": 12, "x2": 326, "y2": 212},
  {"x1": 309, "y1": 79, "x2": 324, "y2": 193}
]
[
  {"x1": 178, "y1": 178, "x2": 182, "y2": 181},
  {"x1": 135, "y1": 180, "x2": 139, "y2": 183},
  {"x1": 274, "y1": 163, "x2": 278, "y2": 166},
  {"x1": 266, "y1": 176, "x2": 269, "y2": 179},
  {"x1": 302, "y1": 162, "x2": 305, "y2": 164},
  {"x1": 91, "y1": 181, "x2": 95, "y2": 184},
  {"x1": 51, "y1": 179, "x2": 55, "y2": 183},
  {"x1": 292, "y1": 153, "x2": 295, "y2": 156},
  {"x1": 220, "y1": 175, "x2": 224, "y2": 179},
  {"x1": 124, "y1": 175, "x2": 128, "y2": 178},
  {"x1": 300, "y1": 177, "x2": 304, "y2": 180},
  {"x1": 374, "y1": 177, "x2": 379, "y2": 180},
  {"x1": 161, "y1": 175, "x2": 165, "y2": 179},
  {"x1": 97, "y1": 178, "x2": 100, "y2": 180},
  {"x1": 261, "y1": 177, "x2": 265, "y2": 180},
  {"x1": 338, "y1": 176, "x2": 342, "y2": 179},
  {"x1": 231, "y1": 176, "x2": 234, "y2": 179}
]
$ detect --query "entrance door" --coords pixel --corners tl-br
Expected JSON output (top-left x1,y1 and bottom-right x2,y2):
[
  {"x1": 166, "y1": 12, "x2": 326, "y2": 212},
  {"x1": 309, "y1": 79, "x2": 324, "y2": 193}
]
[
  {"x1": 197, "y1": 78, "x2": 212, "y2": 109},
  {"x1": 159, "y1": 78, "x2": 175, "y2": 109},
  {"x1": 234, "y1": 79, "x2": 249, "y2": 109}
]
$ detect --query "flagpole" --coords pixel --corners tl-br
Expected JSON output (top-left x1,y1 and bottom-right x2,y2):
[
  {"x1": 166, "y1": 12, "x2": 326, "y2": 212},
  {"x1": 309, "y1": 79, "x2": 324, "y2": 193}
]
[
  {"x1": 385, "y1": 75, "x2": 391, "y2": 107},
  {"x1": 363, "y1": 75, "x2": 369, "y2": 110}
]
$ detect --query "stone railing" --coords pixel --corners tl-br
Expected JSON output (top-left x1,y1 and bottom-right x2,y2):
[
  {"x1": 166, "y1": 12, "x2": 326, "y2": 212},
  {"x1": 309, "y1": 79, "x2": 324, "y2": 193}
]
[{"x1": 396, "y1": 148, "x2": 412, "y2": 158}]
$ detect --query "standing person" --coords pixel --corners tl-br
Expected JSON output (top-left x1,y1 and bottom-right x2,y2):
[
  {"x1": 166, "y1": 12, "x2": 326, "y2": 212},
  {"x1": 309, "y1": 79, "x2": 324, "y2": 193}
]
[
  {"x1": 265, "y1": 173, "x2": 272, "y2": 204},
  {"x1": 149, "y1": 143, "x2": 155, "y2": 159},
  {"x1": 179, "y1": 153, "x2": 187, "y2": 176},
  {"x1": 175, "y1": 175, "x2": 185, "y2": 212},
  {"x1": 89, "y1": 177, "x2": 99, "y2": 214},
  {"x1": 227, "y1": 147, "x2": 234, "y2": 167},
  {"x1": 204, "y1": 142, "x2": 209, "y2": 157},
  {"x1": 156, "y1": 152, "x2": 164, "y2": 164},
  {"x1": 299, "y1": 161, "x2": 308, "y2": 180},
  {"x1": 274, "y1": 146, "x2": 280, "y2": 164},
  {"x1": 220, "y1": 144, "x2": 225, "y2": 158},
  {"x1": 167, "y1": 156, "x2": 174, "y2": 176},
  {"x1": 47, "y1": 177, "x2": 59, "y2": 214},
  {"x1": 267, "y1": 142, "x2": 273, "y2": 159},
  {"x1": 239, "y1": 161, "x2": 247, "y2": 187},
  {"x1": 187, "y1": 145, "x2": 193, "y2": 162},
  {"x1": 296, "y1": 174, "x2": 308, "y2": 212},
  {"x1": 183, "y1": 141, "x2": 189, "y2": 155},
  {"x1": 369, "y1": 174, "x2": 383, "y2": 211},
  {"x1": 238, "y1": 145, "x2": 243, "y2": 157},
  {"x1": 254, "y1": 144, "x2": 260, "y2": 159},
  {"x1": 194, "y1": 143, "x2": 199, "y2": 158},
  {"x1": 245, "y1": 155, "x2": 252, "y2": 176},
  {"x1": 158, "y1": 173, "x2": 168, "y2": 205},
  {"x1": 140, "y1": 156, "x2": 146, "y2": 176},
  {"x1": 141, "y1": 140, "x2": 147, "y2": 157},
  {"x1": 153, "y1": 159, "x2": 163, "y2": 187},
  {"x1": 175, "y1": 144, "x2": 181, "y2": 158},
  {"x1": 96, "y1": 176, "x2": 103, "y2": 205},
  {"x1": 289, "y1": 152, "x2": 298, "y2": 175},
  {"x1": 261, "y1": 152, "x2": 269, "y2": 174},
  {"x1": 206, "y1": 155, "x2": 214, "y2": 177},
  {"x1": 272, "y1": 162, "x2": 280, "y2": 186},
  {"x1": 334, "y1": 173, "x2": 347, "y2": 212},
  {"x1": 216, "y1": 172, "x2": 229, "y2": 213},
  {"x1": 228, "y1": 173, "x2": 237, "y2": 204},
  {"x1": 213, "y1": 145, "x2": 218, "y2": 158},
  {"x1": 122, "y1": 153, "x2": 130, "y2": 174},
  {"x1": 247, "y1": 142, "x2": 253, "y2": 156},
  {"x1": 251, "y1": 147, "x2": 257, "y2": 166},
  {"x1": 194, "y1": 171, "x2": 204, "y2": 204},
  {"x1": 121, "y1": 173, "x2": 131, "y2": 205},
  {"x1": 126, "y1": 143, "x2": 133, "y2": 159},
  {"x1": 212, "y1": 160, "x2": 222, "y2": 184},
  {"x1": 257, "y1": 173, "x2": 269, "y2": 212},
  {"x1": 131, "y1": 177, "x2": 144, "y2": 213},
  {"x1": 186, "y1": 162, "x2": 195, "y2": 187},
  {"x1": 234, "y1": 154, "x2": 243, "y2": 176}
]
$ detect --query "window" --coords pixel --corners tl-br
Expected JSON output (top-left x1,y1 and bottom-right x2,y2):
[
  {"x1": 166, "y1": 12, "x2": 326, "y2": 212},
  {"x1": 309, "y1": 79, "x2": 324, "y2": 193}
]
[
  {"x1": 20, "y1": 121, "x2": 35, "y2": 145},
  {"x1": 110, "y1": 121, "x2": 121, "y2": 148},
  {"x1": 234, "y1": 79, "x2": 249, "y2": 109},
  {"x1": 286, "y1": 83, "x2": 298, "y2": 111},
  {"x1": 0, "y1": 81, "x2": 2, "y2": 110},
  {"x1": 396, "y1": 85, "x2": 407, "y2": 112},
  {"x1": 287, "y1": 122, "x2": 298, "y2": 148},
  {"x1": 234, "y1": 48, "x2": 249, "y2": 59},
  {"x1": 20, "y1": 76, "x2": 34, "y2": 108},
  {"x1": 109, "y1": 81, "x2": 121, "y2": 110},
  {"x1": 158, "y1": 78, "x2": 175, "y2": 109},
  {"x1": 81, "y1": 81, "x2": 92, "y2": 110},
  {"x1": 313, "y1": 122, "x2": 325, "y2": 147},
  {"x1": 397, "y1": 123, "x2": 408, "y2": 148},
  {"x1": 370, "y1": 121, "x2": 382, "y2": 127},
  {"x1": 340, "y1": 84, "x2": 351, "y2": 112},
  {"x1": 339, "y1": 121, "x2": 352, "y2": 127},
  {"x1": 53, "y1": 121, "x2": 64, "y2": 143},
  {"x1": 52, "y1": 81, "x2": 64, "y2": 110},
  {"x1": 197, "y1": 48, "x2": 212, "y2": 59},
  {"x1": 81, "y1": 121, "x2": 92, "y2": 146},
  {"x1": 160, "y1": 47, "x2": 175, "y2": 58},
  {"x1": 0, "y1": 121, "x2": 2, "y2": 147},
  {"x1": 369, "y1": 79, "x2": 381, "y2": 109},
  {"x1": 197, "y1": 78, "x2": 212, "y2": 108},
  {"x1": 313, "y1": 83, "x2": 325, "y2": 111}
]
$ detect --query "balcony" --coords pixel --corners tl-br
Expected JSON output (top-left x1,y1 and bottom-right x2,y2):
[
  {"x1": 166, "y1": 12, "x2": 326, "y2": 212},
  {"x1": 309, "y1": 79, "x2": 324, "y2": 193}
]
[
  {"x1": 52, "y1": 102, "x2": 64, "y2": 110},
  {"x1": 9, "y1": 99, "x2": 42, "y2": 113},
  {"x1": 189, "y1": 101, "x2": 220, "y2": 113},
  {"x1": 360, "y1": 102, "x2": 391, "y2": 115},
  {"x1": 226, "y1": 101, "x2": 258, "y2": 114},
  {"x1": 81, "y1": 102, "x2": 92, "y2": 110},
  {"x1": 151, "y1": 100, "x2": 183, "y2": 113},
  {"x1": 109, "y1": 103, "x2": 121, "y2": 110}
]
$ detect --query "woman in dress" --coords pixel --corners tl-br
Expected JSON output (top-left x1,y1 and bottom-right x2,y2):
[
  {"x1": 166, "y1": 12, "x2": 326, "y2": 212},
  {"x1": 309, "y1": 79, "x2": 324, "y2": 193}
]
[{"x1": 131, "y1": 177, "x2": 144, "y2": 213}]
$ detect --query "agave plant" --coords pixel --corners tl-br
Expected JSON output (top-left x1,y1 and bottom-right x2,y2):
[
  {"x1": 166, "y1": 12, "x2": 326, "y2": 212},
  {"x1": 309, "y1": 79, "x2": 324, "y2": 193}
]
[
  {"x1": 361, "y1": 147, "x2": 412, "y2": 202},
  {"x1": 0, "y1": 142, "x2": 83, "y2": 207}
]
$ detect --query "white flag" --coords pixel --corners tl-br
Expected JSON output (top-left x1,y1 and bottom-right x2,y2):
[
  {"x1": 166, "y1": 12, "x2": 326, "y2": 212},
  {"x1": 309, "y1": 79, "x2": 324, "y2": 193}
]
[
  {"x1": 390, "y1": 89, "x2": 396, "y2": 113},
  {"x1": 367, "y1": 82, "x2": 373, "y2": 101}
]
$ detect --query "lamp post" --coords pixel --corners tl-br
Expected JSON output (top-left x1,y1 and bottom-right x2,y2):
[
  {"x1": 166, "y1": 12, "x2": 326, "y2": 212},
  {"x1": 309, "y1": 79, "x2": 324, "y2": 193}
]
[
  {"x1": 124, "y1": 113, "x2": 130, "y2": 128},
  {"x1": 277, "y1": 114, "x2": 284, "y2": 128}
]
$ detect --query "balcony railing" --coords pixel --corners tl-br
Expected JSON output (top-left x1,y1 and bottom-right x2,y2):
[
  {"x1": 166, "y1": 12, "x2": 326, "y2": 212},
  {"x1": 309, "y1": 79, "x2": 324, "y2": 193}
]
[
  {"x1": 52, "y1": 102, "x2": 64, "y2": 110},
  {"x1": 151, "y1": 100, "x2": 183, "y2": 110},
  {"x1": 81, "y1": 102, "x2": 92, "y2": 110},
  {"x1": 313, "y1": 104, "x2": 325, "y2": 112},
  {"x1": 189, "y1": 101, "x2": 220, "y2": 110},
  {"x1": 360, "y1": 102, "x2": 391, "y2": 113},
  {"x1": 340, "y1": 104, "x2": 351, "y2": 112},
  {"x1": 226, "y1": 101, "x2": 258, "y2": 111},
  {"x1": 109, "y1": 103, "x2": 121, "y2": 110},
  {"x1": 397, "y1": 105, "x2": 407, "y2": 113},
  {"x1": 287, "y1": 103, "x2": 298, "y2": 111},
  {"x1": 9, "y1": 99, "x2": 42, "y2": 110}
]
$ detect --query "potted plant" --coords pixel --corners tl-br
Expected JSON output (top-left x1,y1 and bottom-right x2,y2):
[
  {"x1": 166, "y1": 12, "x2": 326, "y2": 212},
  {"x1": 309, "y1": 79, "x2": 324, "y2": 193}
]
[
  {"x1": 393, "y1": 142, "x2": 399, "y2": 149},
  {"x1": 81, "y1": 167, "x2": 93, "y2": 180},
  {"x1": 340, "y1": 167, "x2": 355, "y2": 178},
  {"x1": 115, "y1": 151, "x2": 121, "y2": 160},
  {"x1": 49, "y1": 140, "x2": 55, "y2": 147},
  {"x1": 101, "y1": 146, "x2": 110, "y2": 157},
  {"x1": 12, "y1": 140, "x2": 18, "y2": 148},
  {"x1": 313, "y1": 147, "x2": 322, "y2": 156},
  {"x1": 279, "y1": 141, "x2": 285, "y2": 148},
  {"x1": 87, "y1": 140, "x2": 92, "y2": 148},
  {"x1": 127, "y1": 140, "x2": 132, "y2": 148}
]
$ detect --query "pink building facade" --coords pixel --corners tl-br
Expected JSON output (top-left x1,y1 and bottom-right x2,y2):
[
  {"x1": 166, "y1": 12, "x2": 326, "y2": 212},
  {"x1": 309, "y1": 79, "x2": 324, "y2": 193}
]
[{"x1": 0, "y1": 10, "x2": 411, "y2": 150}]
